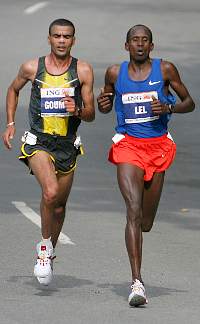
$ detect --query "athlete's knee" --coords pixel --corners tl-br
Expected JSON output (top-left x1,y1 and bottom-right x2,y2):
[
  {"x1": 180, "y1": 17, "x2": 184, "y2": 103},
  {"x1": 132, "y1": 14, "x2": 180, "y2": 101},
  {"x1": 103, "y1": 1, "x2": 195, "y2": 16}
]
[
  {"x1": 141, "y1": 211, "x2": 156, "y2": 232},
  {"x1": 126, "y1": 201, "x2": 142, "y2": 225},
  {"x1": 43, "y1": 184, "x2": 58, "y2": 205},
  {"x1": 141, "y1": 222, "x2": 153, "y2": 232}
]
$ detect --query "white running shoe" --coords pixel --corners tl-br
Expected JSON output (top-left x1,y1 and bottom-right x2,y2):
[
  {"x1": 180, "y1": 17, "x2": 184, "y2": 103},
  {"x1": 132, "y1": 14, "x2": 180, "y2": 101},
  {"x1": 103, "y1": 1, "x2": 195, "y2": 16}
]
[
  {"x1": 34, "y1": 240, "x2": 54, "y2": 286},
  {"x1": 128, "y1": 279, "x2": 148, "y2": 307},
  {"x1": 37, "y1": 269, "x2": 53, "y2": 286}
]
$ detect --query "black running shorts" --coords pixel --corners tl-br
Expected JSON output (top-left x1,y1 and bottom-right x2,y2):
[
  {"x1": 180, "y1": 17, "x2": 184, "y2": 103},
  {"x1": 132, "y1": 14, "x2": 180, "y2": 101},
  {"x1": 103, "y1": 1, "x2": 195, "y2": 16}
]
[{"x1": 19, "y1": 130, "x2": 83, "y2": 174}]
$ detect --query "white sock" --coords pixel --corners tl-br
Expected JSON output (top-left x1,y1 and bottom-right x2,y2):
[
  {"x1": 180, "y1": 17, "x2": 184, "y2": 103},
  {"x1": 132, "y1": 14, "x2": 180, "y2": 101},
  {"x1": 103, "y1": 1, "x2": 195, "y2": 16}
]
[{"x1": 42, "y1": 236, "x2": 51, "y2": 243}]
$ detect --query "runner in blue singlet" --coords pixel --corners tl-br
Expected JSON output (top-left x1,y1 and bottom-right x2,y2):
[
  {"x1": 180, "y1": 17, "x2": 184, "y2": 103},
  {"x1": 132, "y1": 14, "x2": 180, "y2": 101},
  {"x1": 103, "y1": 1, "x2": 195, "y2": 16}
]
[{"x1": 97, "y1": 24, "x2": 195, "y2": 307}]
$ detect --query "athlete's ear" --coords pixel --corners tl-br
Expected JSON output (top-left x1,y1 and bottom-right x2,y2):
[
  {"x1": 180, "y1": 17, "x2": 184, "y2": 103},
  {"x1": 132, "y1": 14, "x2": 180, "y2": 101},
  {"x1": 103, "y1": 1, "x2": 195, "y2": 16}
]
[
  {"x1": 125, "y1": 42, "x2": 129, "y2": 52},
  {"x1": 150, "y1": 42, "x2": 154, "y2": 52},
  {"x1": 72, "y1": 36, "x2": 76, "y2": 46},
  {"x1": 48, "y1": 35, "x2": 51, "y2": 45}
]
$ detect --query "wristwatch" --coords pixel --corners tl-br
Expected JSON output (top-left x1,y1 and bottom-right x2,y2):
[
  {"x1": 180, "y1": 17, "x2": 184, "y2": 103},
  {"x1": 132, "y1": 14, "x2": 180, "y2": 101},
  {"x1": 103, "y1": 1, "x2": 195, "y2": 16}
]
[
  {"x1": 168, "y1": 104, "x2": 175, "y2": 114},
  {"x1": 75, "y1": 106, "x2": 82, "y2": 118}
]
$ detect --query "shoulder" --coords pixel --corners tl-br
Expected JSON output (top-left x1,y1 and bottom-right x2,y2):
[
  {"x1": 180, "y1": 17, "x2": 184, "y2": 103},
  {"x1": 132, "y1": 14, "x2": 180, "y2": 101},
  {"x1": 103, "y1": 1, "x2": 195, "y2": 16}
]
[
  {"x1": 160, "y1": 59, "x2": 180, "y2": 82},
  {"x1": 19, "y1": 58, "x2": 39, "y2": 80},
  {"x1": 77, "y1": 59, "x2": 93, "y2": 74},
  {"x1": 106, "y1": 64, "x2": 120, "y2": 76},
  {"x1": 160, "y1": 60, "x2": 178, "y2": 74},
  {"x1": 77, "y1": 59, "x2": 94, "y2": 83},
  {"x1": 105, "y1": 64, "x2": 121, "y2": 83}
]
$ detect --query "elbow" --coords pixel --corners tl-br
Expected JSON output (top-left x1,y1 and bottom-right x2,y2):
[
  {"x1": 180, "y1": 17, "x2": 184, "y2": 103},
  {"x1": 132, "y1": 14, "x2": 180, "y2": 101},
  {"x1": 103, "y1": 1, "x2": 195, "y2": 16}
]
[
  {"x1": 89, "y1": 113, "x2": 95, "y2": 122},
  {"x1": 191, "y1": 100, "x2": 195, "y2": 112},
  {"x1": 188, "y1": 99, "x2": 195, "y2": 112},
  {"x1": 98, "y1": 106, "x2": 112, "y2": 114},
  {"x1": 7, "y1": 85, "x2": 19, "y2": 98},
  {"x1": 81, "y1": 111, "x2": 95, "y2": 122},
  {"x1": 89, "y1": 109, "x2": 95, "y2": 121},
  {"x1": 185, "y1": 97, "x2": 195, "y2": 113}
]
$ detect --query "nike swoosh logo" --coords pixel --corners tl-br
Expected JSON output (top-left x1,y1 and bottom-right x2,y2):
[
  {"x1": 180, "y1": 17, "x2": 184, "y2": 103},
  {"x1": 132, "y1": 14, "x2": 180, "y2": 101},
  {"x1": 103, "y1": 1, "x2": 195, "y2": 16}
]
[{"x1": 149, "y1": 80, "x2": 161, "y2": 85}]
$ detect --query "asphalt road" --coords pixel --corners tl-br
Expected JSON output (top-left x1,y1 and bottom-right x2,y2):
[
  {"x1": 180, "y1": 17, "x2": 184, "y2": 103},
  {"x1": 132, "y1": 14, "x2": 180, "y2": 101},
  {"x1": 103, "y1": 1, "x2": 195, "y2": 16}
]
[{"x1": 0, "y1": 1, "x2": 200, "y2": 323}]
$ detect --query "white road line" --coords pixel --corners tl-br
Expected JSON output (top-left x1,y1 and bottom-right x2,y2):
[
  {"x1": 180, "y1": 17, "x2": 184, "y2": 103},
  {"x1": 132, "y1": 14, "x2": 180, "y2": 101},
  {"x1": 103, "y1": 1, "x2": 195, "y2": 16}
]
[
  {"x1": 24, "y1": 2, "x2": 49, "y2": 14},
  {"x1": 12, "y1": 201, "x2": 75, "y2": 245}
]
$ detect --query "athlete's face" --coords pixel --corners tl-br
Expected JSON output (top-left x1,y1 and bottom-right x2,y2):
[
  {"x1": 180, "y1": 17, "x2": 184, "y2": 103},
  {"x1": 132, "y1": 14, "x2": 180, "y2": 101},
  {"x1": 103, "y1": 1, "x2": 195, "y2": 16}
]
[
  {"x1": 48, "y1": 25, "x2": 75, "y2": 58},
  {"x1": 125, "y1": 27, "x2": 154, "y2": 63}
]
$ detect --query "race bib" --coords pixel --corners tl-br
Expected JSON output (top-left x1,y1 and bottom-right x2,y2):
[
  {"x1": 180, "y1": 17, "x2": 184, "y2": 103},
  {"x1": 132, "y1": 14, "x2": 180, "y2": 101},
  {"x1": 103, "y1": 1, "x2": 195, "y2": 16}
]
[
  {"x1": 40, "y1": 87, "x2": 75, "y2": 117},
  {"x1": 122, "y1": 91, "x2": 159, "y2": 123}
]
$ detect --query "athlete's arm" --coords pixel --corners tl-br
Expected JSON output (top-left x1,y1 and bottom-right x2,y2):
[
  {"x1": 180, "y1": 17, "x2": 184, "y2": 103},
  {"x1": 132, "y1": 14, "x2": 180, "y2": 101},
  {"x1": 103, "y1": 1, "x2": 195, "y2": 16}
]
[
  {"x1": 162, "y1": 61, "x2": 195, "y2": 113},
  {"x1": 2, "y1": 59, "x2": 38, "y2": 149},
  {"x1": 97, "y1": 64, "x2": 119, "y2": 114},
  {"x1": 151, "y1": 61, "x2": 195, "y2": 115},
  {"x1": 75, "y1": 60, "x2": 95, "y2": 122}
]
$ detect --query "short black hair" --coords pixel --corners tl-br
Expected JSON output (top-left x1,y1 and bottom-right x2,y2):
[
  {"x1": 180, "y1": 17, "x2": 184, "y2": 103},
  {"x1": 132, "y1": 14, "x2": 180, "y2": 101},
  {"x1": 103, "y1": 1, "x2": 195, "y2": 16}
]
[
  {"x1": 126, "y1": 24, "x2": 153, "y2": 43},
  {"x1": 49, "y1": 19, "x2": 75, "y2": 35}
]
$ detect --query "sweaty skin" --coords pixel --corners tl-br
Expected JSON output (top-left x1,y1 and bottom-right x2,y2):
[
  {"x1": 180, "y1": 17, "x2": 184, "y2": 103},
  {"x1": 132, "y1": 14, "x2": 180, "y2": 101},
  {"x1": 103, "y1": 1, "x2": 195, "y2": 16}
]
[
  {"x1": 97, "y1": 25, "x2": 195, "y2": 287},
  {"x1": 2, "y1": 22, "x2": 95, "y2": 248}
]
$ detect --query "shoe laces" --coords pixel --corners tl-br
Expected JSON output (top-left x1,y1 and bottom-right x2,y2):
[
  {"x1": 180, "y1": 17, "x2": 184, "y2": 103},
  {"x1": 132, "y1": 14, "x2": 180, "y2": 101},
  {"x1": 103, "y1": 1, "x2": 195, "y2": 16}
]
[
  {"x1": 37, "y1": 244, "x2": 54, "y2": 263},
  {"x1": 131, "y1": 279, "x2": 145, "y2": 292}
]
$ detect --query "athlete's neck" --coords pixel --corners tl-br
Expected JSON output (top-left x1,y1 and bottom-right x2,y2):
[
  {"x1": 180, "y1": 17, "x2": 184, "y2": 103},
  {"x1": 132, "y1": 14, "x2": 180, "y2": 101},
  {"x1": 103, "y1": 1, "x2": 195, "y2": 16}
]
[
  {"x1": 45, "y1": 54, "x2": 72, "y2": 74},
  {"x1": 129, "y1": 57, "x2": 151, "y2": 70},
  {"x1": 128, "y1": 58, "x2": 152, "y2": 81}
]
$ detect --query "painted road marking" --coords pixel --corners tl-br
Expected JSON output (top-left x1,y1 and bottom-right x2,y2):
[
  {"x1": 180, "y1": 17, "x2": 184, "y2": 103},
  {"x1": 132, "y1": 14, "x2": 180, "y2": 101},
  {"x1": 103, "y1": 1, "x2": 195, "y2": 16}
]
[
  {"x1": 24, "y1": 2, "x2": 48, "y2": 14},
  {"x1": 12, "y1": 201, "x2": 75, "y2": 245}
]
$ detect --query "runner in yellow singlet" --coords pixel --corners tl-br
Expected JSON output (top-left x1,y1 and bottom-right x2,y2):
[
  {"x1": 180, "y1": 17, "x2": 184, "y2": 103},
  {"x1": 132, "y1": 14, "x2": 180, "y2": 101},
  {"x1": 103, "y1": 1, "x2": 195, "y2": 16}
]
[{"x1": 2, "y1": 18, "x2": 95, "y2": 285}]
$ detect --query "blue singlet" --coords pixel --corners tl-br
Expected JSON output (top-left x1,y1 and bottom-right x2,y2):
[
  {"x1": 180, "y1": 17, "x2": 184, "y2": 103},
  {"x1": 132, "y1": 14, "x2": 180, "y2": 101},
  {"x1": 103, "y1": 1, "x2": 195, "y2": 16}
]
[{"x1": 114, "y1": 58, "x2": 176, "y2": 138}]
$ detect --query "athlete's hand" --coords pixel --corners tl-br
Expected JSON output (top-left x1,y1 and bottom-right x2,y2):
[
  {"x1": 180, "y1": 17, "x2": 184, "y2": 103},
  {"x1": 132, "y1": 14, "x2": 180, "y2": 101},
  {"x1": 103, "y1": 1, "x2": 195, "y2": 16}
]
[
  {"x1": 2, "y1": 125, "x2": 16, "y2": 149},
  {"x1": 61, "y1": 94, "x2": 76, "y2": 114},
  {"x1": 151, "y1": 95, "x2": 169, "y2": 115},
  {"x1": 97, "y1": 88, "x2": 114, "y2": 114}
]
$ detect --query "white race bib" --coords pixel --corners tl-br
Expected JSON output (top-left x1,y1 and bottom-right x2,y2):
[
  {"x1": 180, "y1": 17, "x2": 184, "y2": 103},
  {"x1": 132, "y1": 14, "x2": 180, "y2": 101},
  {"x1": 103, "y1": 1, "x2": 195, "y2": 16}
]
[{"x1": 40, "y1": 87, "x2": 75, "y2": 117}]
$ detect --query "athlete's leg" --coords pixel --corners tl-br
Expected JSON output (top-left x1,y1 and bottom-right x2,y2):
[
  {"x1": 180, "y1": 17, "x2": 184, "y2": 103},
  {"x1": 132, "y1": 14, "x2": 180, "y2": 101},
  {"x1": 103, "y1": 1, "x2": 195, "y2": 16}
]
[
  {"x1": 28, "y1": 151, "x2": 58, "y2": 239},
  {"x1": 117, "y1": 163, "x2": 144, "y2": 282},
  {"x1": 51, "y1": 171, "x2": 74, "y2": 248},
  {"x1": 141, "y1": 172, "x2": 165, "y2": 232}
]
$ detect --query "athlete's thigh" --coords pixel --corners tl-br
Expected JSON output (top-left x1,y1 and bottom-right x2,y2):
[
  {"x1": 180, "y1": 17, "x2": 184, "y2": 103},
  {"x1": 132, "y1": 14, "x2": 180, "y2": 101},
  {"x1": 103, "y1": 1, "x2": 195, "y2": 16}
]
[
  {"x1": 56, "y1": 171, "x2": 74, "y2": 205},
  {"x1": 117, "y1": 163, "x2": 144, "y2": 204},
  {"x1": 28, "y1": 151, "x2": 57, "y2": 189},
  {"x1": 142, "y1": 171, "x2": 165, "y2": 227}
]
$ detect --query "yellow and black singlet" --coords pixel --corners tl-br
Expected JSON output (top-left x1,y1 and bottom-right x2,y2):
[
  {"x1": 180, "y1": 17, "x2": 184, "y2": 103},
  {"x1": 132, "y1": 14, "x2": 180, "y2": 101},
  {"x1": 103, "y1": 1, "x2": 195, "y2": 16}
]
[{"x1": 29, "y1": 56, "x2": 82, "y2": 137}]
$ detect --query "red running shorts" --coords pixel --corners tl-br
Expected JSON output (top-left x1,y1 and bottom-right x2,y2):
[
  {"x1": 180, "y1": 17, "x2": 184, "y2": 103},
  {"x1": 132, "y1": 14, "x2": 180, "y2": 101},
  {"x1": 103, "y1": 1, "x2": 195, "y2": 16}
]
[{"x1": 108, "y1": 133, "x2": 176, "y2": 181}]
